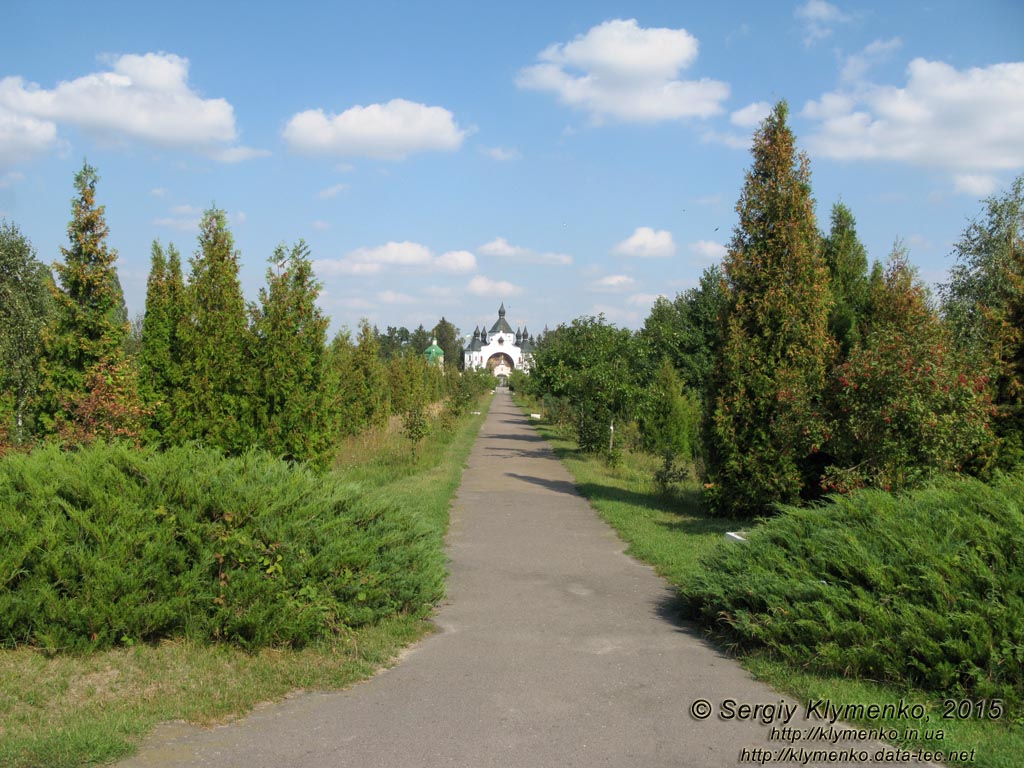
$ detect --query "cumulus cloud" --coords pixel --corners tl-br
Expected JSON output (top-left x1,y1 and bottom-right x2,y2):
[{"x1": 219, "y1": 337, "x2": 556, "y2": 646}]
[
  {"x1": 318, "y1": 183, "x2": 348, "y2": 199},
  {"x1": 0, "y1": 109, "x2": 59, "y2": 167},
  {"x1": 795, "y1": 0, "x2": 851, "y2": 46},
  {"x1": 612, "y1": 226, "x2": 676, "y2": 257},
  {"x1": 516, "y1": 18, "x2": 729, "y2": 123},
  {"x1": 803, "y1": 58, "x2": 1024, "y2": 176},
  {"x1": 0, "y1": 170, "x2": 24, "y2": 188},
  {"x1": 730, "y1": 101, "x2": 771, "y2": 128},
  {"x1": 953, "y1": 174, "x2": 1000, "y2": 197},
  {"x1": 479, "y1": 236, "x2": 573, "y2": 265},
  {"x1": 377, "y1": 290, "x2": 415, "y2": 304},
  {"x1": 467, "y1": 275, "x2": 522, "y2": 297},
  {"x1": 841, "y1": 38, "x2": 902, "y2": 83},
  {"x1": 283, "y1": 98, "x2": 468, "y2": 159},
  {"x1": 314, "y1": 241, "x2": 479, "y2": 277},
  {"x1": 153, "y1": 203, "x2": 201, "y2": 232},
  {"x1": 482, "y1": 146, "x2": 519, "y2": 161},
  {"x1": 435, "y1": 249, "x2": 477, "y2": 273},
  {"x1": 689, "y1": 240, "x2": 728, "y2": 263},
  {"x1": 627, "y1": 292, "x2": 667, "y2": 307},
  {"x1": 590, "y1": 274, "x2": 637, "y2": 292},
  {"x1": 0, "y1": 53, "x2": 262, "y2": 162}
]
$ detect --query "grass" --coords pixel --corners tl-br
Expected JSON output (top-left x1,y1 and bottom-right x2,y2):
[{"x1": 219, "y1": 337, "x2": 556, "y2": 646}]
[
  {"x1": 514, "y1": 396, "x2": 1023, "y2": 768},
  {"x1": 0, "y1": 396, "x2": 491, "y2": 768}
]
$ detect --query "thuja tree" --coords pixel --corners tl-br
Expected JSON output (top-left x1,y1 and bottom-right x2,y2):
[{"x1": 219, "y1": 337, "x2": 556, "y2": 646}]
[
  {"x1": 172, "y1": 208, "x2": 253, "y2": 452},
  {"x1": 822, "y1": 202, "x2": 870, "y2": 358},
  {"x1": 706, "y1": 101, "x2": 833, "y2": 517},
  {"x1": 0, "y1": 222, "x2": 51, "y2": 446},
  {"x1": 826, "y1": 246, "x2": 992, "y2": 492},
  {"x1": 250, "y1": 240, "x2": 332, "y2": 462},
  {"x1": 38, "y1": 162, "x2": 138, "y2": 440},
  {"x1": 942, "y1": 175, "x2": 1024, "y2": 467},
  {"x1": 333, "y1": 320, "x2": 389, "y2": 436},
  {"x1": 139, "y1": 240, "x2": 185, "y2": 440}
]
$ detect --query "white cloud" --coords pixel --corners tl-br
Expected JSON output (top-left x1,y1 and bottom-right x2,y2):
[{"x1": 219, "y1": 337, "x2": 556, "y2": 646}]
[
  {"x1": 318, "y1": 183, "x2": 348, "y2": 199},
  {"x1": 841, "y1": 38, "x2": 902, "y2": 83},
  {"x1": 0, "y1": 53, "x2": 261, "y2": 161},
  {"x1": 516, "y1": 18, "x2": 729, "y2": 123},
  {"x1": 803, "y1": 59, "x2": 1024, "y2": 176},
  {"x1": 153, "y1": 211, "x2": 201, "y2": 232},
  {"x1": 435, "y1": 249, "x2": 477, "y2": 273},
  {"x1": 689, "y1": 240, "x2": 728, "y2": 263},
  {"x1": 478, "y1": 236, "x2": 572, "y2": 265},
  {"x1": 953, "y1": 174, "x2": 1000, "y2": 197},
  {"x1": 171, "y1": 204, "x2": 201, "y2": 215},
  {"x1": 482, "y1": 146, "x2": 519, "y2": 161},
  {"x1": 467, "y1": 275, "x2": 522, "y2": 297},
  {"x1": 149, "y1": 187, "x2": 167, "y2": 197},
  {"x1": 0, "y1": 108, "x2": 59, "y2": 167},
  {"x1": 212, "y1": 146, "x2": 270, "y2": 163},
  {"x1": 591, "y1": 274, "x2": 637, "y2": 291},
  {"x1": 730, "y1": 101, "x2": 771, "y2": 128},
  {"x1": 627, "y1": 292, "x2": 666, "y2": 307},
  {"x1": 315, "y1": 241, "x2": 479, "y2": 277},
  {"x1": 230, "y1": 211, "x2": 247, "y2": 225},
  {"x1": 612, "y1": 226, "x2": 676, "y2": 258},
  {"x1": 479, "y1": 237, "x2": 522, "y2": 258},
  {"x1": 0, "y1": 170, "x2": 24, "y2": 188},
  {"x1": 312, "y1": 220, "x2": 331, "y2": 231},
  {"x1": 377, "y1": 290, "x2": 415, "y2": 304},
  {"x1": 795, "y1": 0, "x2": 851, "y2": 46},
  {"x1": 283, "y1": 98, "x2": 468, "y2": 159}
]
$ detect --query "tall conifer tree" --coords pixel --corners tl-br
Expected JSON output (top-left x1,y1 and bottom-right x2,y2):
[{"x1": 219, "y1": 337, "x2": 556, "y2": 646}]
[
  {"x1": 173, "y1": 208, "x2": 252, "y2": 451},
  {"x1": 38, "y1": 161, "x2": 134, "y2": 436},
  {"x1": 251, "y1": 240, "x2": 330, "y2": 462},
  {"x1": 0, "y1": 222, "x2": 51, "y2": 444},
  {"x1": 822, "y1": 202, "x2": 870, "y2": 357},
  {"x1": 707, "y1": 101, "x2": 833, "y2": 516}
]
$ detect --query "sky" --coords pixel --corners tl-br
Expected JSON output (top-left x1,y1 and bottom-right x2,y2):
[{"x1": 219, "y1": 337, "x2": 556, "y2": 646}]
[{"x1": 2, "y1": 0, "x2": 1023, "y2": 342}]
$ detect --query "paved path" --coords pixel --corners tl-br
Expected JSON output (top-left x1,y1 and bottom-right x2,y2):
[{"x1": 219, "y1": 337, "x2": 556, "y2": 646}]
[{"x1": 120, "y1": 391, "x2": 914, "y2": 767}]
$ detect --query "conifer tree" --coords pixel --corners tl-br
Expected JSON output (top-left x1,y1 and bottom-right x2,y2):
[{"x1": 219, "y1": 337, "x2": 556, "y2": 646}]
[
  {"x1": 0, "y1": 221, "x2": 51, "y2": 445},
  {"x1": 38, "y1": 161, "x2": 135, "y2": 436},
  {"x1": 172, "y1": 208, "x2": 253, "y2": 452},
  {"x1": 251, "y1": 240, "x2": 330, "y2": 462},
  {"x1": 706, "y1": 101, "x2": 833, "y2": 516},
  {"x1": 822, "y1": 202, "x2": 870, "y2": 357},
  {"x1": 826, "y1": 246, "x2": 991, "y2": 491},
  {"x1": 334, "y1": 320, "x2": 389, "y2": 436}
]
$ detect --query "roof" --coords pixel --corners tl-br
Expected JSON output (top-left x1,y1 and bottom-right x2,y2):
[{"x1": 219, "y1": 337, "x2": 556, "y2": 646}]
[
  {"x1": 488, "y1": 302, "x2": 514, "y2": 335},
  {"x1": 424, "y1": 338, "x2": 445, "y2": 365}
]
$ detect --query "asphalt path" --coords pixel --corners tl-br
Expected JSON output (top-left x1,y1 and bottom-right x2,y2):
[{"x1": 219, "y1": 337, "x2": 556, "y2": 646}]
[{"x1": 119, "y1": 390, "x2": 928, "y2": 767}]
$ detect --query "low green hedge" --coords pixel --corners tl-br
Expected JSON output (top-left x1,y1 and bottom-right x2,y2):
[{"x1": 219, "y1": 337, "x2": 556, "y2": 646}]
[
  {"x1": 0, "y1": 442, "x2": 445, "y2": 651},
  {"x1": 688, "y1": 475, "x2": 1024, "y2": 709}
]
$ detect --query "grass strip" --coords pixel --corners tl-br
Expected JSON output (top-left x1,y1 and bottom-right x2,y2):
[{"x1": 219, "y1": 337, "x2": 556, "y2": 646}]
[
  {"x1": 517, "y1": 400, "x2": 1022, "y2": 768},
  {"x1": 0, "y1": 396, "x2": 491, "y2": 768}
]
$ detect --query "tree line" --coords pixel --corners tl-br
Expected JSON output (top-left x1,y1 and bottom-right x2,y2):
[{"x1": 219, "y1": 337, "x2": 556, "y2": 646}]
[
  {"x1": 523, "y1": 101, "x2": 1024, "y2": 517},
  {"x1": 0, "y1": 162, "x2": 489, "y2": 465}
]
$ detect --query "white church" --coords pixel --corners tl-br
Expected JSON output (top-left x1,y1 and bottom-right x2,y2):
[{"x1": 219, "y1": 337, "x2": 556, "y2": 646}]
[{"x1": 463, "y1": 303, "x2": 535, "y2": 385}]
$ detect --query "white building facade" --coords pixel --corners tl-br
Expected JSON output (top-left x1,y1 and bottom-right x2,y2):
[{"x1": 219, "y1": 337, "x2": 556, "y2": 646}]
[{"x1": 463, "y1": 303, "x2": 535, "y2": 384}]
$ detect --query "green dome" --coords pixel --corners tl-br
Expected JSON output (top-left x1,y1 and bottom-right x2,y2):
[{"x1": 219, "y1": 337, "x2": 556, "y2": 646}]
[{"x1": 424, "y1": 338, "x2": 445, "y2": 365}]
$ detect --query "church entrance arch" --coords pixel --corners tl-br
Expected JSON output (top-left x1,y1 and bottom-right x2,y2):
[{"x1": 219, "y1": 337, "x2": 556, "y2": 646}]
[{"x1": 486, "y1": 352, "x2": 515, "y2": 386}]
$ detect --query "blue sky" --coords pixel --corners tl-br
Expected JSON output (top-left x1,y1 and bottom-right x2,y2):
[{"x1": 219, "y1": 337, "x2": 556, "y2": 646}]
[{"x1": 2, "y1": 0, "x2": 1022, "y2": 340}]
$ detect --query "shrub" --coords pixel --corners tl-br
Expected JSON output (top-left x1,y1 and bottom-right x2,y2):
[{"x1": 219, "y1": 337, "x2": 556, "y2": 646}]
[
  {"x1": 687, "y1": 475, "x2": 1024, "y2": 709},
  {"x1": 0, "y1": 442, "x2": 446, "y2": 652}
]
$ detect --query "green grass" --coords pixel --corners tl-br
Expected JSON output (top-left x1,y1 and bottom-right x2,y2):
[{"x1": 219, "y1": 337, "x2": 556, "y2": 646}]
[
  {"x1": 0, "y1": 396, "x2": 491, "y2": 768},
  {"x1": 515, "y1": 398, "x2": 1022, "y2": 768}
]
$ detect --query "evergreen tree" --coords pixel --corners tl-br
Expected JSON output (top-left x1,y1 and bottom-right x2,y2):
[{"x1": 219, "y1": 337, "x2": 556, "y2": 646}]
[
  {"x1": 409, "y1": 324, "x2": 431, "y2": 355},
  {"x1": 822, "y1": 202, "x2": 870, "y2": 357},
  {"x1": 251, "y1": 240, "x2": 331, "y2": 462},
  {"x1": 38, "y1": 161, "x2": 134, "y2": 436},
  {"x1": 336, "y1": 320, "x2": 389, "y2": 435},
  {"x1": 172, "y1": 208, "x2": 253, "y2": 452},
  {"x1": 645, "y1": 357, "x2": 700, "y2": 488},
  {"x1": 0, "y1": 221, "x2": 51, "y2": 445},
  {"x1": 706, "y1": 101, "x2": 833, "y2": 516},
  {"x1": 432, "y1": 316, "x2": 461, "y2": 371},
  {"x1": 139, "y1": 241, "x2": 173, "y2": 438},
  {"x1": 826, "y1": 246, "x2": 992, "y2": 491},
  {"x1": 942, "y1": 175, "x2": 1024, "y2": 466}
]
